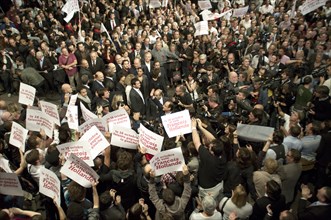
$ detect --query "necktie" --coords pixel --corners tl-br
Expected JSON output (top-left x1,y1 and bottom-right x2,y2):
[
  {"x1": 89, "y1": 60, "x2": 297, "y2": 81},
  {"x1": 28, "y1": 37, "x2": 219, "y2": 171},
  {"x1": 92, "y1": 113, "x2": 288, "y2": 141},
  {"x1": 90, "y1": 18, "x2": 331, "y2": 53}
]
[{"x1": 111, "y1": 20, "x2": 115, "y2": 29}]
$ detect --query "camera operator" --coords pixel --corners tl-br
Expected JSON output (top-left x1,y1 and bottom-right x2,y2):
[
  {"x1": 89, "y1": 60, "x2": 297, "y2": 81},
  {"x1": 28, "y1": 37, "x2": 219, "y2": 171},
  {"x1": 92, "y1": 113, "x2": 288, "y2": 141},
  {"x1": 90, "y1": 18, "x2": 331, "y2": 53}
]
[
  {"x1": 308, "y1": 85, "x2": 331, "y2": 122},
  {"x1": 236, "y1": 89, "x2": 253, "y2": 114},
  {"x1": 199, "y1": 65, "x2": 220, "y2": 94},
  {"x1": 248, "y1": 78, "x2": 269, "y2": 112},
  {"x1": 173, "y1": 84, "x2": 193, "y2": 111},
  {"x1": 226, "y1": 71, "x2": 249, "y2": 94},
  {"x1": 200, "y1": 96, "x2": 222, "y2": 119},
  {"x1": 196, "y1": 54, "x2": 210, "y2": 79}
]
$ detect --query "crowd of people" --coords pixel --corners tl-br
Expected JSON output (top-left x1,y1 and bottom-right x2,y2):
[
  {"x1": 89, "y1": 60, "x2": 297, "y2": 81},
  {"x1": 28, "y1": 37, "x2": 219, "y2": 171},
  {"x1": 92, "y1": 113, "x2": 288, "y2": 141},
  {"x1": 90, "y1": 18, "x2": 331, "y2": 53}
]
[{"x1": 0, "y1": 0, "x2": 331, "y2": 219}]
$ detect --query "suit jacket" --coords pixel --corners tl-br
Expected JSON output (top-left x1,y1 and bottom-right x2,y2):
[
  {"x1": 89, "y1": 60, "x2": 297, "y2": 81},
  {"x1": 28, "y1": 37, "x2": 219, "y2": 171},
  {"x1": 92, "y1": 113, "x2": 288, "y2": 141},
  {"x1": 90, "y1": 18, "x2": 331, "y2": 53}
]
[
  {"x1": 105, "y1": 18, "x2": 120, "y2": 31},
  {"x1": 298, "y1": 199, "x2": 331, "y2": 220},
  {"x1": 87, "y1": 57, "x2": 105, "y2": 75},
  {"x1": 91, "y1": 80, "x2": 105, "y2": 96},
  {"x1": 129, "y1": 50, "x2": 145, "y2": 63},
  {"x1": 250, "y1": 195, "x2": 286, "y2": 220},
  {"x1": 281, "y1": 163, "x2": 302, "y2": 203},
  {"x1": 82, "y1": 85, "x2": 93, "y2": 101},
  {"x1": 37, "y1": 57, "x2": 54, "y2": 72},
  {"x1": 142, "y1": 43, "x2": 153, "y2": 51},
  {"x1": 129, "y1": 88, "x2": 146, "y2": 115},
  {"x1": 316, "y1": 132, "x2": 331, "y2": 167},
  {"x1": 142, "y1": 61, "x2": 153, "y2": 79},
  {"x1": 104, "y1": 77, "x2": 116, "y2": 92}
]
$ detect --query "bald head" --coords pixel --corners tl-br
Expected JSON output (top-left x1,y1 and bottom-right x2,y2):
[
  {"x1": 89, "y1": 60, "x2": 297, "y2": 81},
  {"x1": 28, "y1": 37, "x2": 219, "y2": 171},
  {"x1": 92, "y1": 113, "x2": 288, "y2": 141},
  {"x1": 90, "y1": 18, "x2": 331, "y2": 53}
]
[
  {"x1": 61, "y1": 84, "x2": 72, "y2": 93},
  {"x1": 1, "y1": 111, "x2": 13, "y2": 122}
]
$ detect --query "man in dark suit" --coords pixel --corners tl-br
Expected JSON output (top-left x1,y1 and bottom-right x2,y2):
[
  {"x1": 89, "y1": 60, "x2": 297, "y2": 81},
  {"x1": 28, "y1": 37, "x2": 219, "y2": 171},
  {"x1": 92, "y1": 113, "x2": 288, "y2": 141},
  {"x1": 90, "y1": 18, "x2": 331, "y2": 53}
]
[
  {"x1": 129, "y1": 78, "x2": 146, "y2": 118},
  {"x1": 87, "y1": 51, "x2": 105, "y2": 75},
  {"x1": 91, "y1": 71, "x2": 105, "y2": 97},
  {"x1": 36, "y1": 51, "x2": 55, "y2": 91},
  {"x1": 81, "y1": 75, "x2": 93, "y2": 100},
  {"x1": 142, "y1": 51, "x2": 153, "y2": 79},
  {"x1": 103, "y1": 64, "x2": 116, "y2": 92},
  {"x1": 129, "y1": 42, "x2": 145, "y2": 63},
  {"x1": 141, "y1": 37, "x2": 153, "y2": 51},
  {"x1": 105, "y1": 12, "x2": 120, "y2": 32}
]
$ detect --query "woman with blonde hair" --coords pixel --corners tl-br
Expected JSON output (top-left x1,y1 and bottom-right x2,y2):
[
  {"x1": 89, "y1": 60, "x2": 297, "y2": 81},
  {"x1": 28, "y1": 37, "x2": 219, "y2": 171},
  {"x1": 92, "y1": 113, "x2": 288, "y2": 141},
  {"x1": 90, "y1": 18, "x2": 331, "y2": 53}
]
[
  {"x1": 219, "y1": 184, "x2": 253, "y2": 220},
  {"x1": 111, "y1": 93, "x2": 126, "y2": 111}
]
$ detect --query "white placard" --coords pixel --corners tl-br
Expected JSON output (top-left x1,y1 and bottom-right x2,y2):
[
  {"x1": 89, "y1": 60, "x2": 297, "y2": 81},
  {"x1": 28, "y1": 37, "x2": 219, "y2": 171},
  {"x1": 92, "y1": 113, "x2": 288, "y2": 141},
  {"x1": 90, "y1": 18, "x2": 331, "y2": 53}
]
[
  {"x1": 60, "y1": 153, "x2": 99, "y2": 188},
  {"x1": 161, "y1": 110, "x2": 192, "y2": 138},
  {"x1": 0, "y1": 173, "x2": 24, "y2": 196},
  {"x1": 194, "y1": 21, "x2": 209, "y2": 37},
  {"x1": 237, "y1": 123, "x2": 274, "y2": 142},
  {"x1": 198, "y1": 0, "x2": 212, "y2": 10},
  {"x1": 39, "y1": 167, "x2": 61, "y2": 205},
  {"x1": 103, "y1": 108, "x2": 131, "y2": 132},
  {"x1": 149, "y1": 0, "x2": 161, "y2": 8},
  {"x1": 67, "y1": 105, "x2": 79, "y2": 130},
  {"x1": 301, "y1": 0, "x2": 326, "y2": 15},
  {"x1": 110, "y1": 126, "x2": 138, "y2": 150},
  {"x1": 56, "y1": 141, "x2": 94, "y2": 166},
  {"x1": 232, "y1": 6, "x2": 249, "y2": 17},
  {"x1": 18, "y1": 82, "x2": 36, "y2": 106},
  {"x1": 150, "y1": 148, "x2": 185, "y2": 176},
  {"x1": 80, "y1": 102, "x2": 97, "y2": 122},
  {"x1": 0, "y1": 155, "x2": 12, "y2": 173},
  {"x1": 62, "y1": 0, "x2": 80, "y2": 23},
  {"x1": 162, "y1": 0, "x2": 168, "y2": 7},
  {"x1": 138, "y1": 124, "x2": 163, "y2": 155},
  {"x1": 79, "y1": 126, "x2": 109, "y2": 159},
  {"x1": 26, "y1": 109, "x2": 54, "y2": 138},
  {"x1": 40, "y1": 101, "x2": 60, "y2": 126},
  {"x1": 69, "y1": 94, "x2": 78, "y2": 106},
  {"x1": 9, "y1": 122, "x2": 28, "y2": 152},
  {"x1": 79, "y1": 118, "x2": 108, "y2": 133}
]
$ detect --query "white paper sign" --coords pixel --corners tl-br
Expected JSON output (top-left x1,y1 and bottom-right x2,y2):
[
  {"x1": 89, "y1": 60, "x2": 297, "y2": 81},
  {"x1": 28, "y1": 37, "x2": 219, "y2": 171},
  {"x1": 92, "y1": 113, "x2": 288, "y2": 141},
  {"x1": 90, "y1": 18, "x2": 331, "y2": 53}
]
[
  {"x1": 80, "y1": 102, "x2": 97, "y2": 122},
  {"x1": 138, "y1": 124, "x2": 163, "y2": 155},
  {"x1": 56, "y1": 141, "x2": 94, "y2": 166},
  {"x1": 67, "y1": 105, "x2": 79, "y2": 130},
  {"x1": 111, "y1": 126, "x2": 138, "y2": 150},
  {"x1": 194, "y1": 21, "x2": 209, "y2": 37},
  {"x1": 232, "y1": 6, "x2": 249, "y2": 17},
  {"x1": 103, "y1": 108, "x2": 131, "y2": 132},
  {"x1": 237, "y1": 123, "x2": 274, "y2": 142},
  {"x1": 162, "y1": 0, "x2": 168, "y2": 7},
  {"x1": 62, "y1": 0, "x2": 80, "y2": 23},
  {"x1": 40, "y1": 101, "x2": 60, "y2": 126},
  {"x1": 161, "y1": 110, "x2": 192, "y2": 138},
  {"x1": 80, "y1": 126, "x2": 109, "y2": 159},
  {"x1": 198, "y1": 0, "x2": 212, "y2": 10},
  {"x1": 18, "y1": 82, "x2": 36, "y2": 106},
  {"x1": 69, "y1": 94, "x2": 78, "y2": 106},
  {"x1": 79, "y1": 118, "x2": 108, "y2": 133},
  {"x1": 150, "y1": 148, "x2": 185, "y2": 176},
  {"x1": 9, "y1": 122, "x2": 28, "y2": 152},
  {"x1": 0, "y1": 155, "x2": 12, "y2": 173},
  {"x1": 301, "y1": 0, "x2": 326, "y2": 15},
  {"x1": 39, "y1": 167, "x2": 61, "y2": 205},
  {"x1": 60, "y1": 154, "x2": 99, "y2": 188},
  {"x1": 26, "y1": 109, "x2": 54, "y2": 138},
  {"x1": 0, "y1": 173, "x2": 24, "y2": 196},
  {"x1": 149, "y1": 0, "x2": 161, "y2": 8}
]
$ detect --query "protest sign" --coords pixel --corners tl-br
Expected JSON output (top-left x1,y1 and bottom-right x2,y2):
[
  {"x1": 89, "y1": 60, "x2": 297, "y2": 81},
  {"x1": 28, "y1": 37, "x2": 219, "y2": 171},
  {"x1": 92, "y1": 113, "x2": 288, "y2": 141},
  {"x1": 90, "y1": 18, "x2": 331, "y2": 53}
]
[
  {"x1": 80, "y1": 126, "x2": 109, "y2": 159},
  {"x1": 301, "y1": 0, "x2": 326, "y2": 15},
  {"x1": 138, "y1": 124, "x2": 163, "y2": 155},
  {"x1": 0, "y1": 173, "x2": 24, "y2": 196},
  {"x1": 232, "y1": 6, "x2": 249, "y2": 17},
  {"x1": 150, "y1": 148, "x2": 185, "y2": 176},
  {"x1": 39, "y1": 167, "x2": 61, "y2": 205},
  {"x1": 149, "y1": 0, "x2": 161, "y2": 8},
  {"x1": 103, "y1": 108, "x2": 131, "y2": 132},
  {"x1": 9, "y1": 122, "x2": 28, "y2": 152},
  {"x1": 194, "y1": 21, "x2": 209, "y2": 36},
  {"x1": 111, "y1": 126, "x2": 138, "y2": 149},
  {"x1": 80, "y1": 102, "x2": 97, "y2": 122},
  {"x1": 68, "y1": 94, "x2": 78, "y2": 106},
  {"x1": 40, "y1": 101, "x2": 60, "y2": 126},
  {"x1": 198, "y1": 0, "x2": 212, "y2": 10},
  {"x1": 18, "y1": 82, "x2": 36, "y2": 106},
  {"x1": 162, "y1": 0, "x2": 168, "y2": 7},
  {"x1": 60, "y1": 153, "x2": 99, "y2": 188},
  {"x1": 62, "y1": 0, "x2": 80, "y2": 23},
  {"x1": 79, "y1": 118, "x2": 108, "y2": 133},
  {"x1": 237, "y1": 123, "x2": 274, "y2": 142},
  {"x1": 57, "y1": 141, "x2": 93, "y2": 166},
  {"x1": 67, "y1": 105, "x2": 79, "y2": 130},
  {"x1": 161, "y1": 110, "x2": 192, "y2": 138},
  {"x1": 26, "y1": 109, "x2": 54, "y2": 138},
  {"x1": 0, "y1": 155, "x2": 12, "y2": 173}
]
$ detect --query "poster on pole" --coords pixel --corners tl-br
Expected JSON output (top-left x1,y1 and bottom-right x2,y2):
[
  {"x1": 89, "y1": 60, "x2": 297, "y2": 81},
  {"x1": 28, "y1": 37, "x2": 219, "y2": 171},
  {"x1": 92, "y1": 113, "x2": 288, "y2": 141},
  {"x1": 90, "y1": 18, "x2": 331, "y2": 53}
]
[
  {"x1": 110, "y1": 126, "x2": 138, "y2": 149},
  {"x1": 79, "y1": 126, "x2": 109, "y2": 159},
  {"x1": 9, "y1": 122, "x2": 28, "y2": 152},
  {"x1": 40, "y1": 101, "x2": 60, "y2": 126},
  {"x1": 0, "y1": 173, "x2": 24, "y2": 197},
  {"x1": 39, "y1": 167, "x2": 61, "y2": 205},
  {"x1": 56, "y1": 141, "x2": 94, "y2": 166},
  {"x1": 26, "y1": 109, "x2": 54, "y2": 138},
  {"x1": 149, "y1": 148, "x2": 185, "y2": 176},
  {"x1": 161, "y1": 110, "x2": 192, "y2": 138},
  {"x1": 18, "y1": 82, "x2": 36, "y2": 106},
  {"x1": 138, "y1": 124, "x2": 163, "y2": 155},
  {"x1": 198, "y1": 0, "x2": 212, "y2": 10},
  {"x1": 60, "y1": 153, "x2": 99, "y2": 188},
  {"x1": 232, "y1": 6, "x2": 249, "y2": 17},
  {"x1": 194, "y1": 21, "x2": 209, "y2": 36},
  {"x1": 103, "y1": 108, "x2": 131, "y2": 132}
]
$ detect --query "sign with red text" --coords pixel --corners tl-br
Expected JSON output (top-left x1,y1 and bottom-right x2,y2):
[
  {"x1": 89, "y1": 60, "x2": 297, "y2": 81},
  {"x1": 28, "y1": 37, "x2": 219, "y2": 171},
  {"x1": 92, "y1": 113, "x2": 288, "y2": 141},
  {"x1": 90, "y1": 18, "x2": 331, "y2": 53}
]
[
  {"x1": 26, "y1": 109, "x2": 54, "y2": 138},
  {"x1": 18, "y1": 82, "x2": 36, "y2": 106},
  {"x1": 39, "y1": 167, "x2": 61, "y2": 205},
  {"x1": 40, "y1": 101, "x2": 60, "y2": 126},
  {"x1": 56, "y1": 141, "x2": 93, "y2": 166},
  {"x1": 80, "y1": 126, "x2": 109, "y2": 159},
  {"x1": 62, "y1": 0, "x2": 79, "y2": 23},
  {"x1": 9, "y1": 122, "x2": 28, "y2": 152},
  {"x1": 194, "y1": 21, "x2": 209, "y2": 36},
  {"x1": 138, "y1": 124, "x2": 163, "y2": 155},
  {"x1": 68, "y1": 94, "x2": 78, "y2": 106},
  {"x1": 79, "y1": 118, "x2": 108, "y2": 133},
  {"x1": 103, "y1": 108, "x2": 131, "y2": 132},
  {"x1": 60, "y1": 153, "x2": 99, "y2": 188},
  {"x1": 0, "y1": 173, "x2": 24, "y2": 196},
  {"x1": 110, "y1": 126, "x2": 138, "y2": 150},
  {"x1": 67, "y1": 105, "x2": 78, "y2": 130},
  {"x1": 198, "y1": 0, "x2": 212, "y2": 10},
  {"x1": 150, "y1": 148, "x2": 185, "y2": 176},
  {"x1": 161, "y1": 110, "x2": 192, "y2": 138},
  {"x1": 80, "y1": 102, "x2": 97, "y2": 122},
  {"x1": 232, "y1": 6, "x2": 249, "y2": 17}
]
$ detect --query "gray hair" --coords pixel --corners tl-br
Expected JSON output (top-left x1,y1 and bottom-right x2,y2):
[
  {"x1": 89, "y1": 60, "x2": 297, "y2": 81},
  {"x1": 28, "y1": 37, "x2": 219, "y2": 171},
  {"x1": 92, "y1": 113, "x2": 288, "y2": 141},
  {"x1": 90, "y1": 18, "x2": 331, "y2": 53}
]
[{"x1": 202, "y1": 196, "x2": 216, "y2": 216}]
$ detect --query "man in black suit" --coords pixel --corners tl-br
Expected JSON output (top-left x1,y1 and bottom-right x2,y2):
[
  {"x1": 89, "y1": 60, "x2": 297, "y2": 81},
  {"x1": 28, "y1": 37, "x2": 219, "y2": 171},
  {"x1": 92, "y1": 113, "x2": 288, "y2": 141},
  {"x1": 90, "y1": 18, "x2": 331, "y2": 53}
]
[
  {"x1": 142, "y1": 51, "x2": 153, "y2": 79},
  {"x1": 142, "y1": 37, "x2": 153, "y2": 51},
  {"x1": 36, "y1": 51, "x2": 55, "y2": 91},
  {"x1": 114, "y1": 54, "x2": 123, "y2": 75},
  {"x1": 104, "y1": 63, "x2": 116, "y2": 92},
  {"x1": 81, "y1": 75, "x2": 93, "y2": 100},
  {"x1": 129, "y1": 42, "x2": 145, "y2": 63},
  {"x1": 87, "y1": 51, "x2": 105, "y2": 75},
  {"x1": 91, "y1": 71, "x2": 105, "y2": 97},
  {"x1": 129, "y1": 78, "x2": 146, "y2": 118},
  {"x1": 105, "y1": 12, "x2": 120, "y2": 32}
]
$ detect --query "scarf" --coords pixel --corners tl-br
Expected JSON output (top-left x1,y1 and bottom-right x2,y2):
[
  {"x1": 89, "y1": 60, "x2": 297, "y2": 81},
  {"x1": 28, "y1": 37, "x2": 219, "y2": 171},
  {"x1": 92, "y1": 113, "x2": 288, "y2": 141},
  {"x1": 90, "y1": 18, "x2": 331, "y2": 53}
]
[{"x1": 78, "y1": 93, "x2": 91, "y2": 109}]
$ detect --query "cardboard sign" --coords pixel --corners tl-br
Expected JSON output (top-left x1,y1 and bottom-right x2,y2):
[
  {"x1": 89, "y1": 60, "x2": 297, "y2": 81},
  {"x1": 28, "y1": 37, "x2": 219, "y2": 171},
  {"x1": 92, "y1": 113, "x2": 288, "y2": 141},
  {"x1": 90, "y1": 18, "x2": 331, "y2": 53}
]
[
  {"x1": 68, "y1": 94, "x2": 78, "y2": 106},
  {"x1": 9, "y1": 122, "x2": 28, "y2": 152},
  {"x1": 201, "y1": 9, "x2": 233, "y2": 21},
  {"x1": 111, "y1": 126, "x2": 138, "y2": 150},
  {"x1": 18, "y1": 82, "x2": 36, "y2": 106},
  {"x1": 80, "y1": 126, "x2": 109, "y2": 159},
  {"x1": 150, "y1": 148, "x2": 185, "y2": 176},
  {"x1": 194, "y1": 21, "x2": 209, "y2": 36},
  {"x1": 67, "y1": 105, "x2": 79, "y2": 130},
  {"x1": 301, "y1": 0, "x2": 326, "y2": 15},
  {"x1": 138, "y1": 124, "x2": 163, "y2": 155},
  {"x1": 103, "y1": 108, "x2": 131, "y2": 132},
  {"x1": 56, "y1": 141, "x2": 94, "y2": 166},
  {"x1": 39, "y1": 167, "x2": 61, "y2": 205},
  {"x1": 161, "y1": 110, "x2": 192, "y2": 138},
  {"x1": 62, "y1": 0, "x2": 80, "y2": 23},
  {"x1": 232, "y1": 6, "x2": 249, "y2": 17},
  {"x1": 237, "y1": 123, "x2": 274, "y2": 142},
  {"x1": 149, "y1": 0, "x2": 161, "y2": 8},
  {"x1": 80, "y1": 102, "x2": 97, "y2": 122},
  {"x1": 26, "y1": 109, "x2": 54, "y2": 138},
  {"x1": 60, "y1": 154, "x2": 99, "y2": 188},
  {"x1": 198, "y1": 0, "x2": 212, "y2": 10},
  {"x1": 0, "y1": 173, "x2": 24, "y2": 196},
  {"x1": 40, "y1": 101, "x2": 60, "y2": 126},
  {"x1": 79, "y1": 118, "x2": 108, "y2": 133}
]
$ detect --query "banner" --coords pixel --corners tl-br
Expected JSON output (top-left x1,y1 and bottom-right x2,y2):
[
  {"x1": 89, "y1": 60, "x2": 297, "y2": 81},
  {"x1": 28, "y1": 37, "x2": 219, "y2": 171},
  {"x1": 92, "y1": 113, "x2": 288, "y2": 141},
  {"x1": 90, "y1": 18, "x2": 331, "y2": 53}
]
[
  {"x1": 56, "y1": 141, "x2": 93, "y2": 166},
  {"x1": 9, "y1": 122, "x2": 28, "y2": 152},
  {"x1": 150, "y1": 148, "x2": 185, "y2": 176},
  {"x1": 62, "y1": 0, "x2": 80, "y2": 23},
  {"x1": 26, "y1": 109, "x2": 54, "y2": 138},
  {"x1": 161, "y1": 110, "x2": 192, "y2": 138},
  {"x1": 18, "y1": 82, "x2": 36, "y2": 106},
  {"x1": 60, "y1": 153, "x2": 99, "y2": 188},
  {"x1": 194, "y1": 21, "x2": 209, "y2": 37},
  {"x1": 0, "y1": 173, "x2": 24, "y2": 196},
  {"x1": 237, "y1": 123, "x2": 274, "y2": 142},
  {"x1": 232, "y1": 6, "x2": 249, "y2": 17},
  {"x1": 67, "y1": 105, "x2": 79, "y2": 130},
  {"x1": 138, "y1": 124, "x2": 163, "y2": 155},
  {"x1": 39, "y1": 167, "x2": 61, "y2": 205},
  {"x1": 80, "y1": 102, "x2": 97, "y2": 122},
  {"x1": 198, "y1": 0, "x2": 212, "y2": 10},
  {"x1": 110, "y1": 126, "x2": 138, "y2": 150},
  {"x1": 103, "y1": 108, "x2": 131, "y2": 132},
  {"x1": 301, "y1": 0, "x2": 326, "y2": 15},
  {"x1": 40, "y1": 101, "x2": 60, "y2": 126},
  {"x1": 80, "y1": 126, "x2": 109, "y2": 159},
  {"x1": 149, "y1": 0, "x2": 161, "y2": 8},
  {"x1": 79, "y1": 118, "x2": 108, "y2": 133}
]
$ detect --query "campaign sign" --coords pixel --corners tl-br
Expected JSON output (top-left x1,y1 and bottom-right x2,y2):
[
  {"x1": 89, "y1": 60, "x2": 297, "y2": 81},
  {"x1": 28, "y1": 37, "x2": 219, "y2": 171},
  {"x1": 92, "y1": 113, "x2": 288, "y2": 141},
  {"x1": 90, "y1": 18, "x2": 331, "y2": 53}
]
[
  {"x1": 39, "y1": 167, "x2": 61, "y2": 205},
  {"x1": 9, "y1": 122, "x2": 28, "y2": 152},
  {"x1": 26, "y1": 109, "x2": 54, "y2": 138},
  {"x1": 80, "y1": 102, "x2": 97, "y2": 122},
  {"x1": 79, "y1": 118, "x2": 108, "y2": 133},
  {"x1": 110, "y1": 126, "x2": 138, "y2": 150},
  {"x1": 161, "y1": 110, "x2": 192, "y2": 138},
  {"x1": 138, "y1": 124, "x2": 163, "y2": 155},
  {"x1": 67, "y1": 105, "x2": 79, "y2": 130},
  {"x1": 103, "y1": 108, "x2": 131, "y2": 132},
  {"x1": 150, "y1": 148, "x2": 185, "y2": 176},
  {"x1": 80, "y1": 126, "x2": 109, "y2": 159},
  {"x1": 0, "y1": 173, "x2": 24, "y2": 196},
  {"x1": 56, "y1": 141, "x2": 94, "y2": 166},
  {"x1": 40, "y1": 101, "x2": 60, "y2": 126},
  {"x1": 18, "y1": 82, "x2": 36, "y2": 106}
]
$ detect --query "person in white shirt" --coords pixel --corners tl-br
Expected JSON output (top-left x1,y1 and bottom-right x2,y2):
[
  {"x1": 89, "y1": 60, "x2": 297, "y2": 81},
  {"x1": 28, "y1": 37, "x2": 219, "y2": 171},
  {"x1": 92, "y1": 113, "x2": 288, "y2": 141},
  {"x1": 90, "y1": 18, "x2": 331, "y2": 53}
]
[
  {"x1": 260, "y1": 1, "x2": 274, "y2": 15},
  {"x1": 190, "y1": 196, "x2": 222, "y2": 220}
]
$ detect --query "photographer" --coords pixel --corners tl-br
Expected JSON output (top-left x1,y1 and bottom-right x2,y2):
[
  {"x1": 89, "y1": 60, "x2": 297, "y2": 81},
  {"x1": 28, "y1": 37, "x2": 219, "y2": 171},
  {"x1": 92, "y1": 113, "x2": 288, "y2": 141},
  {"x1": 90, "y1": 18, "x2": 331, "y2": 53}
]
[
  {"x1": 308, "y1": 85, "x2": 331, "y2": 122},
  {"x1": 173, "y1": 84, "x2": 193, "y2": 111},
  {"x1": 236, "y1": 89, "x2": 254, "y2": 114},
  {"x1": 200, "y1": 96, "x2": 222, "y2": 119}
]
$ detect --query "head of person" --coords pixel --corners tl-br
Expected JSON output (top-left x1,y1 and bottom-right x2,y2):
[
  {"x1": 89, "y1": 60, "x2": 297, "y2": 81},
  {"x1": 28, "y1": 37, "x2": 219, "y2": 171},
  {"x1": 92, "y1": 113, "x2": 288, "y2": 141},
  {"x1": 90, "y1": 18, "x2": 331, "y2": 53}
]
[
  {"x1": 201, "y1": 196, "x2": 217, "y2": 216},
  {"x1": 263, "y1": 158, "x2": 279, "y2": 174},
  {"x1": 289, "y1": 125, "x2": 301, "y2": 138},
  {"x1": 61, "y1": 83, "x2": 73, "y2": 94},
  {"x1": 229, "y1": 71, "x2": 238, "y2": 84},
  {"x1": 163, "y1": 101, "x2": 174, "y2": 113},
  {"x1": 316, "y1": 186, "x2": 331, "y2": 203},
  {"x1": 266, "y1": 180, "x2": 282, "y2": 200},
  {"x1": 95, "y1": 71, "x2": 104, "y2": 82},
  {"x1": 286, "y1": 149, "x2": 301, "y2": 164},
  {"x1": 315, "y1": 85, "x2": 330, "y2": 99},
  {"x1": 131, "y1": 78, "x2": 141, "y2": 89},
  {"x1": 231, "y1": 184, "x2": 248, "y2": 208},
  {"x1": 175, "y1": 85, "x2": 186, "y2": 97},
  {"x1": 272, "y1": 130, "x2": 284, "y2": 145},
  {"x1": 248, "y1": 108, "x2": 263, "y2": 123},
  {"x1": 162, "y1": 188, "x2": 175, "y2": 206}
]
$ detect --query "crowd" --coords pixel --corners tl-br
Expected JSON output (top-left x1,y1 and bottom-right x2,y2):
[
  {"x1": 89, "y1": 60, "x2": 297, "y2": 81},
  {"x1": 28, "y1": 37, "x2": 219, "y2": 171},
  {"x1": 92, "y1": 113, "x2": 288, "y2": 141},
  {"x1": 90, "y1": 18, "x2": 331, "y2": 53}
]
[{"x1": 0, "y1": 0, "x2": 331, "y2": 219}]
